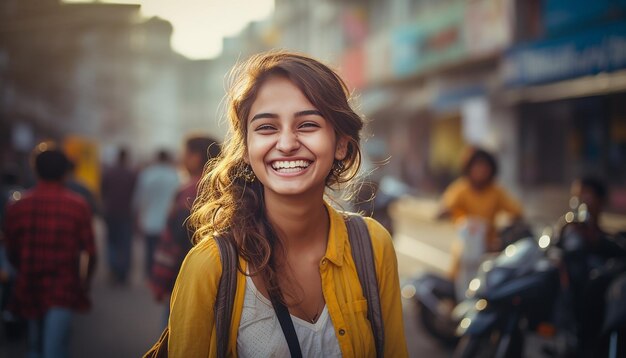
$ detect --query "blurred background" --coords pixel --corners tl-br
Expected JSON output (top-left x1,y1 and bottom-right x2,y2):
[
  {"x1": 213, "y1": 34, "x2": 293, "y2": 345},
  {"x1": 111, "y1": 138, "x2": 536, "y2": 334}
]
[{"x1": 1, "y1": 0, "x2": 626, "y2": 357}]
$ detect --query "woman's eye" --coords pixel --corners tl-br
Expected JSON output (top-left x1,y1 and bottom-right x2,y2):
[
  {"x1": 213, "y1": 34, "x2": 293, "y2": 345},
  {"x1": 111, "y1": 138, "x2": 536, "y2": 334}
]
[
  {"x1": 255, "y1": 124, "x2": 276, "y2": 132},
  {"x1": 299, "y1": 122, "x2": 320, "y2": 130}
]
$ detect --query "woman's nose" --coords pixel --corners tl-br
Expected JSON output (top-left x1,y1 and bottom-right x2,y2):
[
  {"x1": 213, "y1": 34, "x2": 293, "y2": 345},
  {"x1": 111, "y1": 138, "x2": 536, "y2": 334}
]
[{"x1": 276, "y1": 130, "x2": 300, "y2": 153}]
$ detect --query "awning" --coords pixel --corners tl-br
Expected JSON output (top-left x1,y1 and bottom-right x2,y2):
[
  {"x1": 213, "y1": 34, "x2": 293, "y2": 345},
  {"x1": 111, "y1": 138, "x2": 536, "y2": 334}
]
[
  {"x1": 500, "y1": 69, "x2": 626, "y2": 104},
  {"x1": 355, "y1": 89, "x2": 396, "y2": 115}
]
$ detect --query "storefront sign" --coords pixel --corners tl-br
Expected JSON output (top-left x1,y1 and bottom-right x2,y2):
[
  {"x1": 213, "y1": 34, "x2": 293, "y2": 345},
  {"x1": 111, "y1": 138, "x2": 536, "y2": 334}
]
[
  {"x1": 391, "y1": 2, "x2": 465, "y2": 77},
  {"x1": 461, "y1": 97, "x2": 491, "y2": 146},
  {"x1": 433, "y1": 83, "x2": 486, "y2": 111},
  {"x1": 543, "y1": 0, "x2": 626, "y2": 36},
  {"x1": 503, "y1": 22, "x2": 626, "y2": 86}
]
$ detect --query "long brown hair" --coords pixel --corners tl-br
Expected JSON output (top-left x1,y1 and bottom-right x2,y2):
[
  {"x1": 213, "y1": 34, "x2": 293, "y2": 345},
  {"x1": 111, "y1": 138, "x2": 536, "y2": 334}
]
[{"x1": 189, "y1": 51, "x2": 364, "y2": 301}]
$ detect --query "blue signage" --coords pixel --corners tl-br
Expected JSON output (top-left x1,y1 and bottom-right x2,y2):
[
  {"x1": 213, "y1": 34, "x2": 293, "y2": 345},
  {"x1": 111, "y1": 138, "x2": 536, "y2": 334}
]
[
  {"x1": 503, "y1": 22, "x2": 626, "y2": 86},
  {"x1": 391, "y1": 2, "x2": 465, "y2": 78},
  {"x1": 433, "y1": 84, "x2": 486, "y2": 111},
  {"x1": 543, "y1": 0, "x2": 626, "y2": 36}
]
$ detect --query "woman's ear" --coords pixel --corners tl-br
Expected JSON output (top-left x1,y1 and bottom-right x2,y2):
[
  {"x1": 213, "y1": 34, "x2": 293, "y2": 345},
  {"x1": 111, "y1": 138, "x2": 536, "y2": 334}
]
[
  {"x1": 243, "y1": 148, "x2": 250, "y2": 164},
  {"x1": 335, "y1": 136, "x2": 349, "y2": 161}
]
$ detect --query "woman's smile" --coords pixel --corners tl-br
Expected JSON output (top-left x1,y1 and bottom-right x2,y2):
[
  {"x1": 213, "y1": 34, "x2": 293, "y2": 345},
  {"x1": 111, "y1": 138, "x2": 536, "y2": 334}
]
[
  {"x1": 246, "y1": 75, "x2": 345, "y2": 198},
  {"x1": 269, "y1": 159, "x2": 313, "y2": 175}
]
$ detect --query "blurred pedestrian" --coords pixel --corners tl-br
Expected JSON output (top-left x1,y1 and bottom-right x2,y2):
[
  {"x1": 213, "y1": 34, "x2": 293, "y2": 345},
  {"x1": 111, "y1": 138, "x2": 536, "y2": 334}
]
[
  {"x1": 150, "y1": 134, "x2": 220, "y2": 327},
  {"x1": 2, "y1": 146, "x2": 96, "y2": 358},
  {"x1": 101, "y1": 147, "x2": 136, "y2": 285},
  {"x1": 0, "y1": 166, "x2": 24, "y2": 339},
  {"x1": 165, "y1": 51, "x2": 407, "y2": 357},
  {"x1": 438, "y1": 147, "x2": 523, "y2": 298},
  {"x1": 132, "y1": 150, "x2": 180, "y2": 279},
  {"x1": 569, "y1": 176, "x2": 608, "y2": 240},
  {"x1": 65, "y1": 159, "x2": 101, "y2": 217}
]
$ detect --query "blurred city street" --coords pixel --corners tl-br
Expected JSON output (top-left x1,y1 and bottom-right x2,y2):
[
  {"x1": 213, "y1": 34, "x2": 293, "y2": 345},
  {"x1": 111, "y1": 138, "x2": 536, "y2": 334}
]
[
  {"x1": 2, "y1": 0, "x2": 626, "y2": 357},
  {"x1": 0, "y1": 196, "x2": 619, "y2": 357},
  {"x1": 0, "y1": 207, "x2": 456, "y2": 358},
  {"x1": 394, "y1": 200, "x2": 456, "y2": 358}
]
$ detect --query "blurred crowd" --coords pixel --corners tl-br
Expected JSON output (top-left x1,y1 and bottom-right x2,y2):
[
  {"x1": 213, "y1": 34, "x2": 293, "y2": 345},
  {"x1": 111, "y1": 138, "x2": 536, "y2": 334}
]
[{"x1": 0, "y1": 134, "x2": 219, "y2": 357}]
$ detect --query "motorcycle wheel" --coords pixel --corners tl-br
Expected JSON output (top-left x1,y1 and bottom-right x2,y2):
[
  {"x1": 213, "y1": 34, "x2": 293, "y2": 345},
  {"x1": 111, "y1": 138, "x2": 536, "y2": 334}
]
[
  {"x1": 454, "y1": 334, "x2": 496, "y2": 358},
  {"x1": 454, "y1": 328, "x2": 524, "y2": 358},
  {"x1": 418, "y1": 300, "x2": 458, "y2": 347}
]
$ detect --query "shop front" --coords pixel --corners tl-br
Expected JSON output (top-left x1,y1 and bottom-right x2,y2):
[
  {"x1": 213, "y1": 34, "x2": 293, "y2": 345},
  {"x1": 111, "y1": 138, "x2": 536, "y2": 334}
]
[{"x1": 503, "y1": 10, "x2": 626, "y2": 218}]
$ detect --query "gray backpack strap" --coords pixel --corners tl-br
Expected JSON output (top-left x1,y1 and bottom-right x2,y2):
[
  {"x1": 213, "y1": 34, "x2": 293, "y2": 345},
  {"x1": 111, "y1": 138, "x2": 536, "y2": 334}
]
[
  {"x1": 214, "y1": 235, "x2": 238, "y2": 358},
  {"x1": 345, "y1": 215, "x2": 384, "y2": 358}
]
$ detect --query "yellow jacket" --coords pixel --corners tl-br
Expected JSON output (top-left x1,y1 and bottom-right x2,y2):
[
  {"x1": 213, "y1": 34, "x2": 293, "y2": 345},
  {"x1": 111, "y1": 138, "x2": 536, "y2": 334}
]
[
  {"x1": 168, "y1": 204, "x2": 408, "y2": 357},
  {"x1": 442, "y1": 178, "x2": 522, "y2": 250}
]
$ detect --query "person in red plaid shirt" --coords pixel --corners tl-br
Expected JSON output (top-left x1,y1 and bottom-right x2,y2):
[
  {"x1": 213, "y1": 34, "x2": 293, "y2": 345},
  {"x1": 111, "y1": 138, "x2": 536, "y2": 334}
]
[{"x1": 2, "y1": 146, "x2": 97, "y2": 358}]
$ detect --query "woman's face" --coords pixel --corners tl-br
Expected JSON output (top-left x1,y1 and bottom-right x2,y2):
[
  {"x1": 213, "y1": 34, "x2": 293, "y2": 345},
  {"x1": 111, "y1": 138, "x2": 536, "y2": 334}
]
[{"x1": 245, "y1": 75, "x2": 348, "y2": 199}]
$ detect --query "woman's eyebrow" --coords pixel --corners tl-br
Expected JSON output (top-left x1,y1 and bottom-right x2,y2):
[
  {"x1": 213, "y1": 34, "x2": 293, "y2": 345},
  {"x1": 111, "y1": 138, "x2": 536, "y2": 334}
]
[
  {"x1": 250, "y1": 109, "x2": 322, "y2": 122},
  {"x1": 250, "y1": 112, "x2": 278, "y2": 122},
  {"x1": 295, "y1": 109, "x2": 322, "y2": 117}
]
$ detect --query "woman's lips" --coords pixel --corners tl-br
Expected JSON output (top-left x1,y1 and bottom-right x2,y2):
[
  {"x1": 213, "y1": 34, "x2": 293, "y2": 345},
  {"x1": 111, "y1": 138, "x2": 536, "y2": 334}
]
[{"x1": 269, "y1": 159, "x2": 313, "y2": 176}]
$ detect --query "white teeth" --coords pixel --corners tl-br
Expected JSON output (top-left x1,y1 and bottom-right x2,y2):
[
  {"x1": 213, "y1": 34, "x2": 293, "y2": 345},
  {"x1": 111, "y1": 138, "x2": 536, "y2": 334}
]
[{"x1": 271, "y1": 160, "x2": 311, "y2": 170}]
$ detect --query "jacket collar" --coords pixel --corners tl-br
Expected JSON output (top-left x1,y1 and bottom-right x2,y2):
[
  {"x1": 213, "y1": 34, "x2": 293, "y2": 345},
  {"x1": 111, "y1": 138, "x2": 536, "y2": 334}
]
[{"x1": 323, "y1": 201, "x2": 349, "y2": 267}]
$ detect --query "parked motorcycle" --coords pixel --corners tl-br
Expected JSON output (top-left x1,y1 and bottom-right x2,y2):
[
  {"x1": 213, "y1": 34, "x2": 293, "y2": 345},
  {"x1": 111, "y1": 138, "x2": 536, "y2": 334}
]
[
  {"x1": 403, "y1": 221, "x2": 534, "y2": 348},
  {"x1": 555, "y1": 213, "x2": 626, "y2": 357},
  {"x1": 408, "y1": 271, "x2": 459, "y2": 347},
  {"x1": 604, "y1": 270, "x2": 626, "y2": 358},
  {"x1": 454, "y1": 206, "x2": 626, "y2": 358},
  {"x1": 453, "y1": 236, "x2": 559, "y2": 358}
]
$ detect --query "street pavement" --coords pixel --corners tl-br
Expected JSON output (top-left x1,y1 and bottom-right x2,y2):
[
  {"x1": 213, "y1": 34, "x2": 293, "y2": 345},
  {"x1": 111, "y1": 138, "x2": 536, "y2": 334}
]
[
  {"x1": 1, "y1": 210, "x2": 456, "y2": 358},
  {"x1": 394, "y1": 200, "x2": 456, "y2": 358},
  {"x1": 69, "y1": 228, "x2": 165, "y2": 358}
]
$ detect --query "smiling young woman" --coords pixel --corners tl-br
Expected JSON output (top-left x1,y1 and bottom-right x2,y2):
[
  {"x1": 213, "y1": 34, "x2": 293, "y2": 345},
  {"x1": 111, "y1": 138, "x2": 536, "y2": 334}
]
[{"x1": 166, "y1": 51, "x2": 408, "y2": 357}]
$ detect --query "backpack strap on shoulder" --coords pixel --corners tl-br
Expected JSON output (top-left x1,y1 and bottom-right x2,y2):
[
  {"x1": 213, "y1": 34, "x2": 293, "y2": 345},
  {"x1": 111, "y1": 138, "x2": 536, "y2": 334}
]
[
  {"x1": 214, "y1": 234, "x2": 238, "y2": 358},
  {"x1": 143, "y1": 234, "x2": 238, "y2": 358},
  {"x1": 345, "y1": 214, "x2": 384, "y2": 358}
]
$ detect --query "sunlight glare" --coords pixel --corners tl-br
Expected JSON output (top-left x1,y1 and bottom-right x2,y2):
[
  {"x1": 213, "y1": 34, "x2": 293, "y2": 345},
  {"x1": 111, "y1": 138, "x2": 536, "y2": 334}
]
[{"x1": 62, "y1": 0, "x2": 275, "y2": 59}]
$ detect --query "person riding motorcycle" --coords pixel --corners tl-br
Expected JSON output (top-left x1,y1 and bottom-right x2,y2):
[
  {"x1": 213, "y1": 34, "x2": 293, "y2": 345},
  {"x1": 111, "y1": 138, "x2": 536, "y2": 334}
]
[
  {"x1": 437, "y1": 147, "x2": 523, "y2": 299},
  {"x1": 559, "y1": 176, "x2": 626, "y2": 357}
]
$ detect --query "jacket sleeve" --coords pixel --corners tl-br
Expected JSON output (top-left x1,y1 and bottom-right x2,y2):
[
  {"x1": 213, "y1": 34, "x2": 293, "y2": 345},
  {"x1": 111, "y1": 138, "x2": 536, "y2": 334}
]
[
  {"x1": 441, "y1": 178, "x2": 466, "y2": 222},
  {"x1": 168, "y1": 237, "x2": 222, "y2": 358},
  {"x1": 365, "y1": 217, "x2": 409, "y2": 357}
]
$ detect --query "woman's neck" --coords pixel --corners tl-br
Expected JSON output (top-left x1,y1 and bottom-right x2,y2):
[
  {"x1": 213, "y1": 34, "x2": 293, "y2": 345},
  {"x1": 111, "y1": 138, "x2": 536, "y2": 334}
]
[{"x1": 264, "y1": 191, "x2": 330, "y2": 251}]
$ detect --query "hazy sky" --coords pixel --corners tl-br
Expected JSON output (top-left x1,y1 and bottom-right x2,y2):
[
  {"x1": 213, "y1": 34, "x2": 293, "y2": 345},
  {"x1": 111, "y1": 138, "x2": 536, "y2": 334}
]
[{"x1": 63, "y1": 0, "x2": 275, "y2": 59}]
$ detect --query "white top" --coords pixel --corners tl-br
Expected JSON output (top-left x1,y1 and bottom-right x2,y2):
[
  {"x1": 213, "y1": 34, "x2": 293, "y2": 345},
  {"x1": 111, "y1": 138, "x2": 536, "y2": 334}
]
[
  {"x1": 237, "y1": 276, "x2": 342, "y2": 357},
  {"x1": 132, "y1": 163, "x2": 180, "y2": 234}
]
